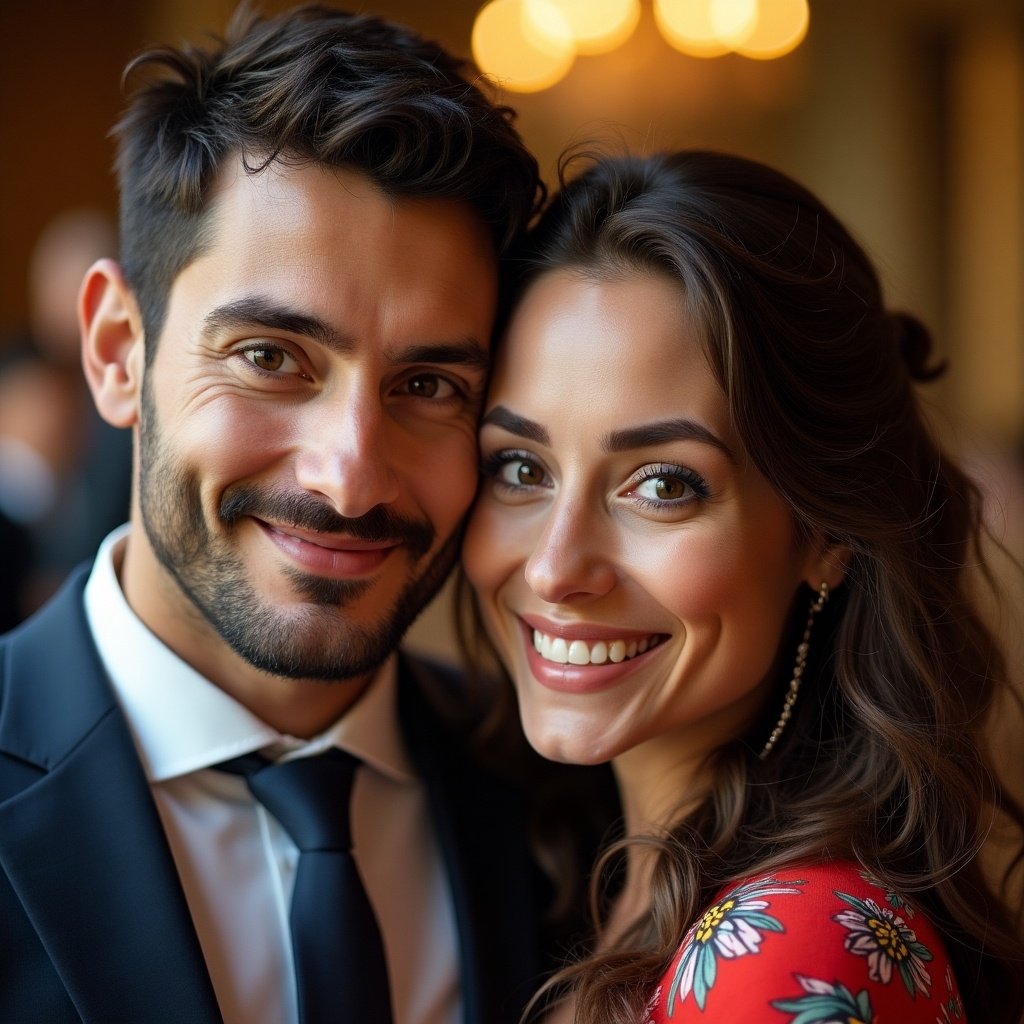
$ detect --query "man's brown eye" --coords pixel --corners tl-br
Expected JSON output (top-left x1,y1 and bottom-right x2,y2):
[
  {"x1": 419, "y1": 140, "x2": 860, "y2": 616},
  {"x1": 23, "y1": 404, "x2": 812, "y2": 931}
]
[
  {"x1": 408, "y1": 375, "x2": 439, "y2": 397},
  {"x1": 246, "y1": 348, "x2": 285, "y2": 371},
  {"x1": 404, "y1": 374, "x2": 456, "y2": 399}
]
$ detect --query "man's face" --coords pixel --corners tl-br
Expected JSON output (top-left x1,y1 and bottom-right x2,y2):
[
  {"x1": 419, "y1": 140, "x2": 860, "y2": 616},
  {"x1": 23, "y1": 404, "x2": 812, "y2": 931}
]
[{"x1": 125, "y1": 159, "x2": 497, "y2": 687}]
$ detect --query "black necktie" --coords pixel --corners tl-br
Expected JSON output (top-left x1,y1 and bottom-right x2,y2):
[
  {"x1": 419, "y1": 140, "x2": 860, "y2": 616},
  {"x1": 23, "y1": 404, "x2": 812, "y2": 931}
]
[{"x1": 223, "y1": 749, "x2": 394, "y2": 1024}]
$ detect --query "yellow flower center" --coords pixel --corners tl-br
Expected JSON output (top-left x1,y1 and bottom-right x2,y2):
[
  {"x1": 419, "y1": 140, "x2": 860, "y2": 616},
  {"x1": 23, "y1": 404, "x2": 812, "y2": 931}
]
[
  {"x1": 695, "y1": 899, "x2": 735, "y2": 943},
  {"x1": 867, "y1": 916, "x2": 909, "y2": 961}
]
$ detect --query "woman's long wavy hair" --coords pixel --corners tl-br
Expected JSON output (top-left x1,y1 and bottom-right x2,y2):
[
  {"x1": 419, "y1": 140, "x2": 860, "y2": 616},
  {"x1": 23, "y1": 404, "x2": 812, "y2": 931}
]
[{"x1": 469, "y1": 150, "x2": 1024, "y2": 1023}]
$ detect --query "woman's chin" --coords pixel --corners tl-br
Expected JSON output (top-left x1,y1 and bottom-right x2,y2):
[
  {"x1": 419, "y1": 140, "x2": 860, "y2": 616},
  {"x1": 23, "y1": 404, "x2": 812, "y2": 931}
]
[{"x1": 520, "y1": 715, "x2": 617, "y2": 766}]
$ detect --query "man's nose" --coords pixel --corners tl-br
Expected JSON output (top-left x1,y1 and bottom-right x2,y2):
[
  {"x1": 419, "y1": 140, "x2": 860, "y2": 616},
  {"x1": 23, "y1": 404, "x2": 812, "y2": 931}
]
[{"x1": 293, "y1": 383, "x2": 400, "y2": 519}]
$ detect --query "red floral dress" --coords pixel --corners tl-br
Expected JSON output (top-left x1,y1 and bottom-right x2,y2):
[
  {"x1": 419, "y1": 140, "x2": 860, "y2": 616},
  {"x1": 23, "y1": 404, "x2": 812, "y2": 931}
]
[{"x1": 643, "y1": 861, "x2": 965, "y2": 1023}]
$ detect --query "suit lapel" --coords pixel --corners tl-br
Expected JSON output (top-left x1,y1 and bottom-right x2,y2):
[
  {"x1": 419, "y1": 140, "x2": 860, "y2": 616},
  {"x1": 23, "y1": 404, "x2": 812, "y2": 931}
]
[
  {"x1": 0, "y1": 571, "x2": 221, "y2": 1023},
  {"x1": 398, "y1": 655, "x2": 545, "y2": 1024}
]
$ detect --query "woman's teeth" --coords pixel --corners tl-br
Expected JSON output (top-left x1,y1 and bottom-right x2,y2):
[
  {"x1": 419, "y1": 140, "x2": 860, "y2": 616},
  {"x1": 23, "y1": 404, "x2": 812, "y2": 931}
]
[{"x1": 532, "y1": 629, "x2": 662, "y2": 666}]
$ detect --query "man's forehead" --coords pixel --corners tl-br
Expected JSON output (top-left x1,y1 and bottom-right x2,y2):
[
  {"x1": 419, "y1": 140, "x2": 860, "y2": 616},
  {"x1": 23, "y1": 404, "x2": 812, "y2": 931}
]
[{"x1": 204, "y1": 152, "x2": 494, "y2": 245}]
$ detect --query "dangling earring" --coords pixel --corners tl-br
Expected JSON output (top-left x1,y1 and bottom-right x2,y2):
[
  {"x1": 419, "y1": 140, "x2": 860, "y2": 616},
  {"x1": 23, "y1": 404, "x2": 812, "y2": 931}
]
[{"x1": 758, "y1": 581, "x2": 829, "y2": 760}]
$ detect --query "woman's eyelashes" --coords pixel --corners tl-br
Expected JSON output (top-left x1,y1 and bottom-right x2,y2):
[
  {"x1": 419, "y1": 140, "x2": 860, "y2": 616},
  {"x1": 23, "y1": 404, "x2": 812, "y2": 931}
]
[
  {"x1": 624, "y1": 463, "x2": 710, "y2": 510},
  {"x1": 481, "y1": 449, "x2": 711, "y2": 511},
  {"x1": 481, "y1": 449, "x2": 551, "y2": 493}
]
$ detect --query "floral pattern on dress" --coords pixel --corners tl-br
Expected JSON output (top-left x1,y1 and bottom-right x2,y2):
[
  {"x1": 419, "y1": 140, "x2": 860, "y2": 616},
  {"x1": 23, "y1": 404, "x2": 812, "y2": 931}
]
[
  {"x1": 665, "y1": 875, "x2": 804, "y2": 1014},
  {"x1": 833, "y1": 891, "x2": 933, "y2": 998},
  {"x1": 644, "y1": 864, "x2": 964, "y2": 1023},
  {"x1": 859, "y1": 869, "x2": 916, "y2": 918},
  {"x1": 769, "y1": 974, "x2": 875, "y2": 1024},
  {"x1": 935, "y1": 965, "x2": 964, "y2": 1023}
]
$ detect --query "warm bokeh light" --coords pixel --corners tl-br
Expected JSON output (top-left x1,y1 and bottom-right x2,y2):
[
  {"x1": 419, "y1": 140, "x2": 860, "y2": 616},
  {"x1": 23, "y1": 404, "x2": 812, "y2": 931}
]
[
  {"x1": 710, "y1": 0, "x2": 759, "y2": 45},
  {"x1": 520, "y1": 0, "x2": 574, "y2": 55},
  {"x1": 472, "y1": 0, "x2": 576, "y2": 93},
  {"x1": 473, "y1": 0, "x2": 810, "y2": 91},
  {"x1": 526, "y1": 0, "x2": 642, "y2": 56},
  {"x1": 654, "y1": 0, "x2": 732, "y2": 58},
  {"x1": 733, "y1": 0, "x2": 810, "y2": 59},
  {"x1": 654, "y1": 0, "x2": 809, "y2": 60}
]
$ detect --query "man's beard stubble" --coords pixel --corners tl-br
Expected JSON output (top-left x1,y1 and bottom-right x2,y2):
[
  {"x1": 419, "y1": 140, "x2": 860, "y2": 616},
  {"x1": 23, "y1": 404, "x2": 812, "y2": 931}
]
[{"x1": 137, "y1": 383, "x2": 461, "y2": 682}]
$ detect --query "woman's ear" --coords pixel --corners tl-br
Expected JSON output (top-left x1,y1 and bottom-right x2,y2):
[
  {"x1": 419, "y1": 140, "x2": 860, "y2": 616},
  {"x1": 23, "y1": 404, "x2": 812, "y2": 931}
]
[
  {"x1": 803, "y1": 536, "x2": 852, "y2": 592},
  {"x1": 80, "y1": 258, "x2": 145, "y2": 428}
]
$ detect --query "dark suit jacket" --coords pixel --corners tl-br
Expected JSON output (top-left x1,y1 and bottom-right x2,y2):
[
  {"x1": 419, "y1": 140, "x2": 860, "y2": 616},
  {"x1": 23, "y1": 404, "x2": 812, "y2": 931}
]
[{"x1": 0, "y1": 566, "x2": 555, "y2": 1023}]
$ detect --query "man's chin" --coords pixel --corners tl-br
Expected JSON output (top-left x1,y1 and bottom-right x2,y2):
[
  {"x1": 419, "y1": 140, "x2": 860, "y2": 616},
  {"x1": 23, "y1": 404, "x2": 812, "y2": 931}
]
[
  {"x1": 283, "y1": 572, "x2": 377, "y2": 608},
  {"x1": 225, "y1": 618, "x2": 397, "y2": 683}
]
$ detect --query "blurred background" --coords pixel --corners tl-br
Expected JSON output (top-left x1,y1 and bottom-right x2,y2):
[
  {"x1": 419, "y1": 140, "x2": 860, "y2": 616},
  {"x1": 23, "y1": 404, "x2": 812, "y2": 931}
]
[{"x1": 0, "y1": 0, "x2": 1021, "y2": 658}]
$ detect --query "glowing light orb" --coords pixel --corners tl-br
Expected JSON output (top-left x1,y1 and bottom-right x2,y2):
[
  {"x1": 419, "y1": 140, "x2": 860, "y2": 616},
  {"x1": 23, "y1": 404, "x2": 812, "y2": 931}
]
[
  {"x1": 472, "y1": 0, "x2": 576, "y2": 93},
  {"x1": 654, "y1": 0, "x2": 731, "y2": 58},
  {"x1": 733, "y1": 0, "x2": 810, "y2": 59},
  {"x1": 527, "y1": 0, "x2": 641, "y2": 56}
]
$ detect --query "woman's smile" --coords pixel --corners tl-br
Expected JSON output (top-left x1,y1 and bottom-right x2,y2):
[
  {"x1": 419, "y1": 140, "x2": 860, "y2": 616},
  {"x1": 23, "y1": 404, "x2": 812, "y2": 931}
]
[{"x1": 519, "y1": 615, "x2": 672, "y2": 693}]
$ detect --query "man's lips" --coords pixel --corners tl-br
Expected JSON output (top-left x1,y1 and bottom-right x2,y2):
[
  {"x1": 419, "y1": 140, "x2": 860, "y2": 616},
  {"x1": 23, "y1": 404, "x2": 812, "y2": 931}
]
[
  {"x1": 220, "y1": 485, "x2": 435, "y2": 559},
  {"x1": 255, "y1": 518, "x2": 401, "y2": 576}
]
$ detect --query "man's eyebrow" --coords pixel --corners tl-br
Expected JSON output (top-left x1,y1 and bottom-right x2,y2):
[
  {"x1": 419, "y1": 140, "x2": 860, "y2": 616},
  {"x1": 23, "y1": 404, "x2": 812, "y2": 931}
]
[
  {"x1": 394, "y1": 342, "x2": 490, "y2": 373},
  {"x1": 203, "y1": 297, "x2": 350, "y2": 350},
  {"x1": 202, "y1": 298, "x2": 489, "y2": 370},
  {"x1": 602, "y1": 419, "x2": 736, "y2": 462},
  {"x1": 480, "y1": 405, "x2": 550, "y2": 445}
]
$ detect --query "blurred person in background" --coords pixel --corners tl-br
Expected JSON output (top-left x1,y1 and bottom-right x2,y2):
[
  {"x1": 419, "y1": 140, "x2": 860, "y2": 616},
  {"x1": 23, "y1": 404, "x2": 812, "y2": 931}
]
[{"x1": 0, "y1": 207, "x2": 131, "y2": 625}]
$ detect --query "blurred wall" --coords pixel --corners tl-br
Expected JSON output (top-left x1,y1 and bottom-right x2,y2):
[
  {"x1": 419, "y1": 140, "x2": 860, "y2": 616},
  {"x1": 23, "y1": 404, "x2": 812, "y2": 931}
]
[{"x1": 0, "y1": 1, "x2": 146, "y2": 338}]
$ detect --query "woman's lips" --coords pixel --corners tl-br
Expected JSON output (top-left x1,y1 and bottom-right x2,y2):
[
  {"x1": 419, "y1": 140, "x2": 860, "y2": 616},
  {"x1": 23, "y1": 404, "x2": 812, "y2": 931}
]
[
  {"x1": 256, "y1": 519, "x2": 399, "y2": 577},
  {"x1": 518, "y1": 618, "x2": 668, "y2": 694}
]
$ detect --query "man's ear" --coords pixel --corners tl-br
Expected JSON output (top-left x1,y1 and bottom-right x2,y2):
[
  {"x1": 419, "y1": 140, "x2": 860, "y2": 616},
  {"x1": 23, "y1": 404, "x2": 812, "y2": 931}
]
[
  {"x1": 80, "y1": 258, "x2": 145, "y2": 428},
  {"x1": 803, "y1": 536, "x2": 853, "y2": 592}
]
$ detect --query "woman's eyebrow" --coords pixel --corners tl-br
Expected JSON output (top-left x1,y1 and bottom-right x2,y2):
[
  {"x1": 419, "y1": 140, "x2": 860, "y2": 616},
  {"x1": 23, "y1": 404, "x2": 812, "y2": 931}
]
[
  {"x1": 480, "y1": 405, "x2": 550, "y2": 445},
  {"x1": 602, "y1": 419, "x2": 736, "y2": 462}
]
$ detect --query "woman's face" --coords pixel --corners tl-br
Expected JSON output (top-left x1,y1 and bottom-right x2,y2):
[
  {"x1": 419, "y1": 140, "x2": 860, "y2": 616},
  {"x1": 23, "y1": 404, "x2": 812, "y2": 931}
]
[{"x1": 464, "y1": 269, "x2": 831, "y2": 768}]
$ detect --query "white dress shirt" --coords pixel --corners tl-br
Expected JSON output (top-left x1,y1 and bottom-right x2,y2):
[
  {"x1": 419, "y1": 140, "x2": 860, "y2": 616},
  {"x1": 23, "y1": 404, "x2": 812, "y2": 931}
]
[{"x1": 83, "y1": 526, "x2": 460, "y2": 1024}]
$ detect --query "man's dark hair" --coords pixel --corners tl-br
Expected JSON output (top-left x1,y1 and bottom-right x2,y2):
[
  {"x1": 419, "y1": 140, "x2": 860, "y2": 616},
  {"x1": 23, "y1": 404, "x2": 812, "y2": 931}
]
[{"x1": 113, "y1": 2, "x2": 542, "y2": 353}]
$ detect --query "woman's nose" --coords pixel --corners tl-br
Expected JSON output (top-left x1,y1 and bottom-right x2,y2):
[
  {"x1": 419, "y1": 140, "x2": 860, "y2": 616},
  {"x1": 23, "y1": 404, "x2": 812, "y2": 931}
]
[{"x1": 523, "y1": 497, "x2": 617, "y2": 605}]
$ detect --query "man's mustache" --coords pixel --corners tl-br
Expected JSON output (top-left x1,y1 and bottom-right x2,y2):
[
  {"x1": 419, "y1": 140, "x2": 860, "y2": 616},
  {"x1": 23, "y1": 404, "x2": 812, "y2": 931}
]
[{"x1": 219, "y1": 486, "x2": 435, "y2": 560}]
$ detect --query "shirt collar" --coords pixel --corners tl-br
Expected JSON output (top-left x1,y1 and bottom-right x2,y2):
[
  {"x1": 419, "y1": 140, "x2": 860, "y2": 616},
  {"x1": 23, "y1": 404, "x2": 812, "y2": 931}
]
[{"x1": 83, "y1": 525, "x2": 415, "y2": 785}]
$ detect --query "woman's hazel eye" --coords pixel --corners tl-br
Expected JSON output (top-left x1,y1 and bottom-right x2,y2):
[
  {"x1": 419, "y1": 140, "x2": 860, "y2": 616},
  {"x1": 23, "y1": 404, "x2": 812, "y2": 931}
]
[
  {"x1": 517, "y1": 462, "x2": 545, "y2": 486},
  {"x1": 499, "y1": 459, "x2": 545, "y2": 487},
  {"x1": 632, "y1": 474, "x2": 694, "y2": 502},
  {"x1": 654, "y1": 477, "x2": 686, "y2": 500}
]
